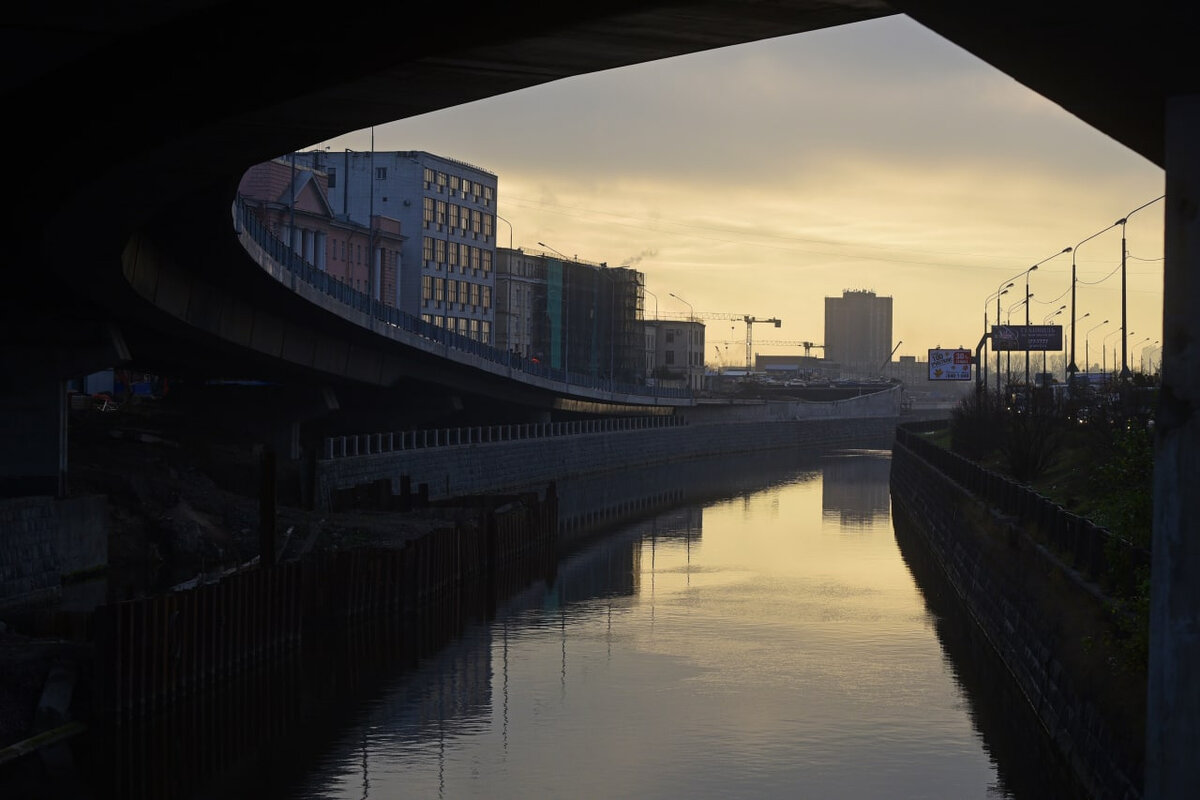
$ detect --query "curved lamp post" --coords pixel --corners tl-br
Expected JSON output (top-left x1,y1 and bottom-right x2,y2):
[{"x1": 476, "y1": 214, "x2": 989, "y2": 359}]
[
  {"x1": 669, "y1": 292, "x2": 694, "y2": 321},
  {"x1": 1117, "y1": 196, "x2": 1164, "y2": 379},
  {"x1": 644, "y1": 287, "x2": 659, "y2": 320},
  {"x1": 1085, "y1": 317, "x2": 1107, "y2": 374},
  {"x1": 1069, "y1": 225, "x2": 1120, "y2": 376},
  {"x1": 1042, "y1": 306, "x2": 1065, "y2": 378},
  {"x1": 1023, "y1": 248, "x2": 1070, "y2": 393},
  {"x1": 985, "y1": 285, "x2": 1011, "y2": 397},
  {"x1": 995, "y1": 265, "x2": 1036, "y2": 404},
  {"x1": 1103, "y1": 327, "x2": 1126, "y2": 375}
]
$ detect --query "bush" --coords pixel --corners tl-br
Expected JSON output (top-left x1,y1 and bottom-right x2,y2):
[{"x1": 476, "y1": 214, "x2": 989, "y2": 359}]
[{"x1": 949, "y1": 389, "x2": 1005, "y2": 461}]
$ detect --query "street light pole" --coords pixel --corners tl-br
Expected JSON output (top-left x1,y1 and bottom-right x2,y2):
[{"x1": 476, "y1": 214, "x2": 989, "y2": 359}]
[
  {"x1": 1117, "y1": 196, "x2": 1164, "y2": 380},
  {"x1": 644, "y1": 288, "x2": 659, "y2": 320},
  {"x1": 669, "y1": 292, "x2": 695, "y2": 391},
  {"x1": 1042, "y1": 306, "x2": 1065, "y2": 379},
  {"x1": 669, "y1": 292, "x2": 694, "y2": 321},
  {"x1": 1069, "y1": 225, "x2": 1120, "y2": 377},
  {"x1": 1023, "y1": 247, "x2": 1070, "y2": 393},
  {"x1": 1085, "y1": 317, "x2": 1106, "y2": 374},
  {"x1": 985, "y1": 286, "x2": 1011, "y2": 398},
  {"x1": 496, "y1": 215, "x2": 514, "y2": 351},
  {"x1": 993, "y1": 268, "x2": 1030, "y2": 404},
  {"x1": 1103, "y1": 327, "x2": 1126, "y2": 376}
]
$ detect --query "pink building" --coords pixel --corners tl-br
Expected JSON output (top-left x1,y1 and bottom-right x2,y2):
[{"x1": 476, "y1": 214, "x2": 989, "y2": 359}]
[{"x1": 238, "y1": 159, "x2": 405, "y2": 305}]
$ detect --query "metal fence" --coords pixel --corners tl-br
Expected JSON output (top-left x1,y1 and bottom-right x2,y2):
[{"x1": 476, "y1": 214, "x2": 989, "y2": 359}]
[
  {"x1": 234, "y1": 197, "x2": 692, "y2": 400},
  {"x1": 322, "y1": 413, "x2": 686, "y2": 460}
]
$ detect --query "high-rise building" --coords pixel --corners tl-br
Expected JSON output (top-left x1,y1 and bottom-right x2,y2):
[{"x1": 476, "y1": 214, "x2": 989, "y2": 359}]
[
  {"x1": 824, "y1": 290, "x2": 893, "y2": 378},
  {"x1": 294, "y1": 150, "x2": 499, "y2": 345}
]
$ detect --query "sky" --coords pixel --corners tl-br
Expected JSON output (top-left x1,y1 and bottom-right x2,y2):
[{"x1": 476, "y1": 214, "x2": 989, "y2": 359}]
[{"x1": 309, "y1": 14, "x2": 1165, "y2": 371}]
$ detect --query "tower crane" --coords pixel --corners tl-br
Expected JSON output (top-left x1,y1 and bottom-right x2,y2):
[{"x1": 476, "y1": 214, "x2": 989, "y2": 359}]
[
  {"x1": 756, "y1": 340, "x2": 826, "y2": 357},
  {"x1": 665, "y1": 311, "x2": 782, "y2": 370}
]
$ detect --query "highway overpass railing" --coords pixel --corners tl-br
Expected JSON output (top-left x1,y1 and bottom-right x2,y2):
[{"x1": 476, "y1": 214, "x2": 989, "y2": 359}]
[
  {"x1": 234, "y1": 198, "x2": 691, "y2": 401},
  {"x1": 322, "y1": 414, "x2": 686, "y2": 460}
]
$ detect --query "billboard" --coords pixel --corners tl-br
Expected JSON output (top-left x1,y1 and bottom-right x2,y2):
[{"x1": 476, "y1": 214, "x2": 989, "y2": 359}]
[
  {"x1": 991, "y1": 324, "x2": 1063, "y2": 352},
  {"x1": 928, "y1": 348, "x2": 972, "y2": 381}
]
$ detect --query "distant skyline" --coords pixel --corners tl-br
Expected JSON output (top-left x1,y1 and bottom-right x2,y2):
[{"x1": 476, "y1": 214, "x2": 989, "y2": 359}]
[{"x1": 307, "y1": 14, "x2": 1164, "y2": 371}]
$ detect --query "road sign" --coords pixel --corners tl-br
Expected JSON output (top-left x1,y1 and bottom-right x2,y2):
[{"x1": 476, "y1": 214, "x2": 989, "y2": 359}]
[
  {"x1": 929, "y1": 348, "x2": 972, "y2": 381},
  {"x1": 991, "y1": 325, "x2": 1063, "y2": 351}
]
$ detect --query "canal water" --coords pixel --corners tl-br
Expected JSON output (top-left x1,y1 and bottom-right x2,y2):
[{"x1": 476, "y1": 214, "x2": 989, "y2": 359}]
[{"x1": 188, "y1": 447, "x2": 1079, "y2": 799}]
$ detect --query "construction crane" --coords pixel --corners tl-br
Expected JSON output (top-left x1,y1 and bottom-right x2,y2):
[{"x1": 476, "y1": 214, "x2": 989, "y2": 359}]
[
  {"x1": 662, "y1": 311, "x2": 782, "y2": 369},
  {"x1": 756, "y1": 340, "x2": 826, "y2": 357}
]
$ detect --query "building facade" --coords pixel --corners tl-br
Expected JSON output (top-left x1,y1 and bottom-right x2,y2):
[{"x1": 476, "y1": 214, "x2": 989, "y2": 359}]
[
  {"x1": 824, "y1": 289, "x2": 894, "y2": 378},
  {"x1": 293, "y1": 150, "x2": 498, "y2": 345},
  {"x1": 646, "y1": 320, "x2": 706, "y2": 391},
  {"x1": 237, "y1": 158, "x2": 404, "y2": 303}
]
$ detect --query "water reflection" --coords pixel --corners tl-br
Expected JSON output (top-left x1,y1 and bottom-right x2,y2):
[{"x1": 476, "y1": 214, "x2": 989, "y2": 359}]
[
  {"x1": 278, "y1": 451, "x2": 1032, "y2": 799},
  {"x1": 11, "y1": 446, "x2": 1079, "y2": 799}
]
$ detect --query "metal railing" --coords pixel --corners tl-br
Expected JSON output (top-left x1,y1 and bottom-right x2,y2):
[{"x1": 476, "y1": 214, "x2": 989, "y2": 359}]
[
  {"x1": 322, "y1": 414, "x2": 685, "y2": 460},
  {"x1": 234, "y1": 198, "x2": 692, "y2": 400}
]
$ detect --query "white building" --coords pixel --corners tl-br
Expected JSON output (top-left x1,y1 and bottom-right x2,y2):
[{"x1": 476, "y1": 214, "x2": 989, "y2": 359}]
[{"x1": 294, "y1": 150, "x2": 499, "y2": 344}]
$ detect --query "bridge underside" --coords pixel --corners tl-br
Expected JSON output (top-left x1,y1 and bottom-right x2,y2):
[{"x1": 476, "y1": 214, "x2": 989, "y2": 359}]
[{"x1": 6, "y1": 5, "x2": 1200, "y2": 793}]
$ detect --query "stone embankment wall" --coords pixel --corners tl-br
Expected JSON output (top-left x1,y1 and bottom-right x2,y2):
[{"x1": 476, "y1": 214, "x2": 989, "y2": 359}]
[
  {"x1": 889, "y1": 427, "x2": 1143, "y2": 800},
  {"x1": 316, "y1": 389, "x2": 901, "y2": 512},
  {"x1": 0, "y1": 495, "x2": 107, "y2": 612}
]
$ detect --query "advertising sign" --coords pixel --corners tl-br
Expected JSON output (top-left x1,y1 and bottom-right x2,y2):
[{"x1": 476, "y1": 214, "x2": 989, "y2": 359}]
[
  {"x1": 991, "y1": 325, "x2": 1063, "y2": 352},
  {"x1": 928, "y1": 348, "x2": 972, "y2": 381}
]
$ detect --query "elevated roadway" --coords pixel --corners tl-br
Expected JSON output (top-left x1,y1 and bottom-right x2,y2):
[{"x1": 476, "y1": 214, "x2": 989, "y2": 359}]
[{"x1": 4, "y1": 4, "x2": 1200, "y2": 794}]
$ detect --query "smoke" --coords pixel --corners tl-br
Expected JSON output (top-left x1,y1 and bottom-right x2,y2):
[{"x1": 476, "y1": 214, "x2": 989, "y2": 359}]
[{"x1": 620, "y1": 248, "x2": 659, "y2": 268}]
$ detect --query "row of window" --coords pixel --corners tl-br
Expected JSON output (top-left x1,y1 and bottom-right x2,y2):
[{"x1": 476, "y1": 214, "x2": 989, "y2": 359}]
[
  {"x1": 422, "y1": 168, "x2": 494, "y2": 206},
  {"x1": 421, "y1": 236, "x2": 493, "y2": 274},
  {"x1": 422, "y1": 198, "x2": 494, "y2": 237},
  {"x1": 420, "y1": 314, "x2": 492, "y2": 343},
  {"x1": 421, "y1": 275, "x2": 493, "y2": 310}
]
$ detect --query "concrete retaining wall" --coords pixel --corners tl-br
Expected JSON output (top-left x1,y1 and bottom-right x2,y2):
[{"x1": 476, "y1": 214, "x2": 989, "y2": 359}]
[
  {"x1": 889, "y1": 434, "x2": 1143, "y2": 800},
  {"x1": 0, "y1": 495, "x2": 107, "y2": 612},
  {"x1": 317, "y1": 413, "x2": 899, "y2": 512}
]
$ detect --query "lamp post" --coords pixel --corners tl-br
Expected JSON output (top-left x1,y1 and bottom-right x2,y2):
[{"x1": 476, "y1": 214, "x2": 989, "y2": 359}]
[
  {"x1": 985, "y1": 285, "x2": 1012, "y2": 397},
  {"x1": 1069, "y1": 225, "x2": 1120, "y2": 376},
  {"x1": 1103, "y1": 327, "x2": 1126, "y2": 376},
  {"x1": 669, "y1": 292, "x2": 694, "y2": 321},
  {"x1": 994, "y1": 267, "x2": 1033, "y2": 404},
  {"x1": 644, "y1": 288, "x2": 659, "y2": 320},
  {"x1": 1085, "y1": 317, "x2": 1107, "y2": 375},
  {"x1": 1117, "y1": 196, "x2": 1165, "y2": 380},
  {"x1": 1042, "y1": 306, "x2": 1065, "y2": 379},
  {"x1": 1023, "y1": 248, "x2": 1070, "y2": 393},
  {"x1": 496, "y1": 215, "x2": 514, "y2": 351},
  {"x1": 1005, "y1": 295, "x2": 1030, "y2": 396}
]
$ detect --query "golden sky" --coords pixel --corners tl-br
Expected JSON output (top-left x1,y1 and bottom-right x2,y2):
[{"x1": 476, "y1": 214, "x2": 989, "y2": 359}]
[{"x1": 311, "y1": 15, "x2": 1164, "y2": 370}]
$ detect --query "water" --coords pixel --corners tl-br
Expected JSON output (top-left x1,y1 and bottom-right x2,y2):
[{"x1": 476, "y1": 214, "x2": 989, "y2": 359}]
[{"x1": 209, "y1": 449, "x2": 1074, "y2": 799}]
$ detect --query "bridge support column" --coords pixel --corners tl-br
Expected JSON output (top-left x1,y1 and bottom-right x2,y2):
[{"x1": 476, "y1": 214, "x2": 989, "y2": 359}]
[
  {"x1": 0, "y1": 363, "x2": 66, "y2": 498},
  {"x1": 1148, "y1": 92, "x2": 1200, "y2": 799}
]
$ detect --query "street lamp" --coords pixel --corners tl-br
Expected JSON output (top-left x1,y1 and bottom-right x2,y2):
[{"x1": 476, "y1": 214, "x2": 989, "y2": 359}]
[
  {"x1": 1021, "y1": 248, "x2": 1070, "y2": 393},
  {"x1": 644, "y1": 287, "x2": 659, "y2": 320},
  {"x1": 669, "y1": 292, "x2": 694, "y2": 321},
  {"x1": 496, "y1": 215, "x2": 514, "y2": 349},
  {"x1": 1117, "y1": 196, "x2": 1165, "y2": 380},
  {"x1": 1085, "y1": 317, "x2": 1107, "y2": 374},
  {"x1": 1069, "y1": 225, "x2": 1120, "y2": 376},
  {"x1": 538, "y1": 241, "x2": 570, "y2": 261},
  {"x1": 1005, "y1": 295, "x2": 1030, "y2": 392},
  {"x1": 1041, "y1": 306, "x2": 1065, "y2": 378},
  {"x1": 994, "y1": 265, "x2": 1035, "y2": 404},
  {"x1": 985, "y1": 285, "x2": 1012, "y2": 397},
  {"x1": 1103, "y1": 327, "x2": 1126, "y2": 375}
]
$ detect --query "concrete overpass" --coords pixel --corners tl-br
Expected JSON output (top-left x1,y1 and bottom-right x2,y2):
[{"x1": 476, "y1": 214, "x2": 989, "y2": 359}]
[{"x1": 4, "y1": 2, "x2": 1200, "y2": 795}]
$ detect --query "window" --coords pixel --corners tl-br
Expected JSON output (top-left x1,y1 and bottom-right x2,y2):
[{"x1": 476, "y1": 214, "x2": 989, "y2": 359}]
[
  {"x1": 481, "y1": 320, "x2": 491, "y2": 343},
  {"x1": 327, "y1": 167, "x2": 337, "y2": 189},
  {"x1": 484, "y1": 186, "x2": 493, "y2": 206},
  {"x1": 481, "y1": 285, "x2": 491, "y2": 309},
  {"x1": 458, "y1": 318, "x2": 469, "y2": 336},
  {"x1": 423, "y1": 167, "x2": 434, "y2": 188},
  {"x1": 665, "y1": 351, "x2": 675, "y2": 365},
  {"x1": 422, "y1": 275, "x2": 433, "y2": 302},
  {"x1": 470, "y1": 319, "x2": 479, "y2": 340},
  {"x1": 470, "y1": 247, "x2": 481, "y2": 272},
  {"x1": 471, "y1": 209, "x2": 482, "y2": 234},
  {"x1": 436, "y1": 200, "x2": 446, "y2": 226},
  {"x1": 375, "y1": 167, "x2": 387, "y2": 180},
  {"x1": 436, "y1": 171, "x2": 447, "y2": 191},
  {"x1": 473, "y1": 182, "x2": 482, "y2": 201},
  {"x1": 448, "y1": 204, "x2": 459, "y2": 230},
  {"x1": 356, "y1": 244, "x2": 361, "y2": 264},
  {"x1": 470, "y1": 283, "x2": 480, "y2": 307},
  {"x1": 435, "y1": 239, "x2": 446, "y2": 268},
  {"x1": 448, "y1": 241, "x2": 458, "y2": 268},
  {"x1": 482, "y1": 250, "x2": 492, "y2": 274},
  {"x1": 665, "y1": 331, "x2": 675, "y2": 344},
  {"x1": 422, "y1": 236, "x2": 433, "y2": 262},
  {"x1": 435, "y1": 277, "x2": 445, "y2": 304},
  {"x1": 423, "y1": 197, "x2": 434, "y2": 227},
  {"x1": 422, "y1": 313, "x2": 433, "y2": 325},
  {"x1": 461, "y1": 178, "x2": 472, "y2": 197},
  {"x1": 459, "y1": 281, "x2": 468, "y2": 305},
  {"x1": 449, "y1": 175, "x2": 460, "y2": 194},
  {"x1": 459, "y1": 210, "x2": 468, "y2": 232},
  {"x1": 483, "y1": 214, "x2": 493, "y2": 237},
  {"x1": 459, "y1": 243, "x2": 470, "y2": 270}
]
